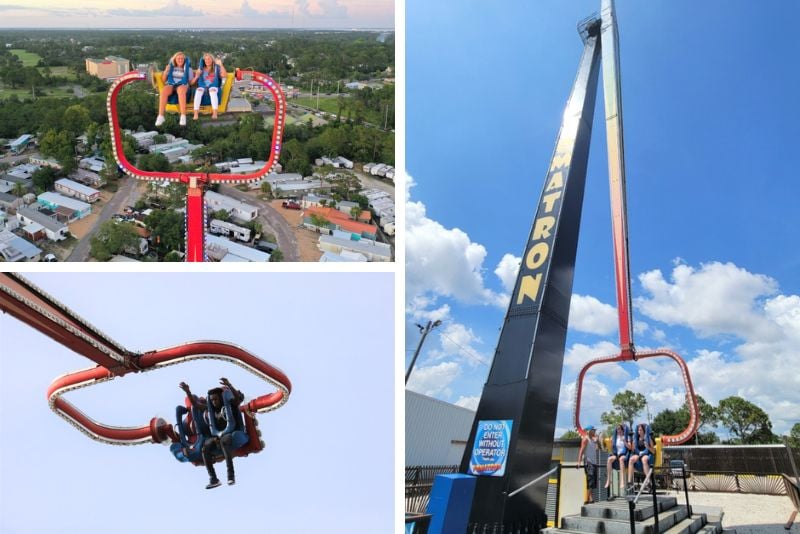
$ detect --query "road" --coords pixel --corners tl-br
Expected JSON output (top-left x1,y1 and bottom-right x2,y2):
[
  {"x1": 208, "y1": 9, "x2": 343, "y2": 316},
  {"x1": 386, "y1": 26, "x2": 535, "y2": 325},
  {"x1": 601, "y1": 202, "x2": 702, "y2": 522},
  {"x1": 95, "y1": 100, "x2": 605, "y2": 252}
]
[
  {"x1": 66, "y1": 176, "x2": 139, "y2": 262},
  {"x1": 354, "y1": 170, "x2": 395, "y2": 197},
  {"x1": 218, "y1": 185, "x2": 300, "y2": 261}
]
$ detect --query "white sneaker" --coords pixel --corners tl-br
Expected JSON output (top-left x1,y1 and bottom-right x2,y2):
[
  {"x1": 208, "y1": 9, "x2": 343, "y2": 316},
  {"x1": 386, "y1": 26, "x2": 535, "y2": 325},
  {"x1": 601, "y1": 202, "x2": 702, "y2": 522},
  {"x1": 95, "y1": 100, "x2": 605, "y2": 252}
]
[
  {"x1": 155, "y1": 115, "x2": 165, "y2": 127},
  {"x1": 179, "y1": 115, "x2": 186, "y2": 126}
]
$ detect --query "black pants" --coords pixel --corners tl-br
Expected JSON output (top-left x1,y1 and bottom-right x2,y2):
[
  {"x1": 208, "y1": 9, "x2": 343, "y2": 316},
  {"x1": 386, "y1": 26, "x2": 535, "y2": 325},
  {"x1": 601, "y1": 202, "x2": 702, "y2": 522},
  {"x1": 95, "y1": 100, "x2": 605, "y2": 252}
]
[
  {"x1": 585, "y1": 463, "x2": 598, "y2": 491},
  {"x1": 202, "y1": 434, "x2": 235, "y2": 481}
]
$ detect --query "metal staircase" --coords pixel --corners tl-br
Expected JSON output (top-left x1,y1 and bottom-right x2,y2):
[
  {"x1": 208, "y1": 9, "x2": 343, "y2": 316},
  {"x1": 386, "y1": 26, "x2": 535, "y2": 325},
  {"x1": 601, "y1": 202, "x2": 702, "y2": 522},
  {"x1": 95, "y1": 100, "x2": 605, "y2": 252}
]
[{"x1": 543, "y1": 495, "x2": 723, "y2": 534}]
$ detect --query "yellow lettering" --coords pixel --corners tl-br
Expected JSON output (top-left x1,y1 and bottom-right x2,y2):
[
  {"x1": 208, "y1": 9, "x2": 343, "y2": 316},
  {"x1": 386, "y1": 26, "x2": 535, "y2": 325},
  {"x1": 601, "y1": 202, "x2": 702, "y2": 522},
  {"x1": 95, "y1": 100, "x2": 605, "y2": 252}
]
[
  {"x1": 532, "y1": 216, "x2": 555, "y2": 240},
  {"x1": 546, "y1": 170, "x2": 564, "y2": 191},
  {"x1": 525, "y1": 242, "x2": 549, "y2": 270},
  {"x1": 552, "y1": 147, "x2": 571, "y2": 169},
  {"x1": 516, "y1": 274, "x2": 543, "y2": 305},
  {"x1": 542, "y1": 191, "x2": 562, "y2": 213}
]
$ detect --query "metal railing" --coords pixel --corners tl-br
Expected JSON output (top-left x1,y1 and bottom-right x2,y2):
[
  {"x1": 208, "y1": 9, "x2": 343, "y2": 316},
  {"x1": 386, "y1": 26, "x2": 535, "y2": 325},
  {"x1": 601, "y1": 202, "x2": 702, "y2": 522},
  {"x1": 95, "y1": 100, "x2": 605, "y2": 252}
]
[
  {"x1": 626, "y1": 464, "x2": 692, "y2": 534},
  {"x1": 507, "y1": 465, "x2": 560, "y2": 498}
]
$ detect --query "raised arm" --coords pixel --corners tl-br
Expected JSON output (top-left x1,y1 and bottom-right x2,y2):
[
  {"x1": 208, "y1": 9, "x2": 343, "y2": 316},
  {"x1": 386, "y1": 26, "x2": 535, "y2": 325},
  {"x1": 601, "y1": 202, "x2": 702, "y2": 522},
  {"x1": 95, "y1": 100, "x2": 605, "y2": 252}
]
[
  {"x1": 179, "y1": 381, "x2": 202, "y2": 409},
  {"x1": 220, "y1": 377, "x2": 244, "y2": 404},
  {"x1": 215, "y1": 57, "x2": 227, "y2": 79}
]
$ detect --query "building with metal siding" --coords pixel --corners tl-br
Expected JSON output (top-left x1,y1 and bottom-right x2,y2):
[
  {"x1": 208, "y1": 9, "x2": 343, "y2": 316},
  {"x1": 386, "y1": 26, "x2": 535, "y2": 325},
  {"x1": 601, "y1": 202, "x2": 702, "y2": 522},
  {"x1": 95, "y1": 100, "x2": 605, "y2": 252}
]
[{"x1": 406, "y1": 391, "x2": 476, "y2": 466}]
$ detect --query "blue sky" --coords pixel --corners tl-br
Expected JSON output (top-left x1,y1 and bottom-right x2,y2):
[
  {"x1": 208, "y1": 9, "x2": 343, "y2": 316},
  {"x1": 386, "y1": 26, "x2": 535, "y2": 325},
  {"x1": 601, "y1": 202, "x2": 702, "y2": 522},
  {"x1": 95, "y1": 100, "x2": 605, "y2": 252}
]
[
  {"x1": 405, "y1": 0, "x2": 800, "y2": 438},
  {"x1": 0, "y1": 272, "x2": 393, "y2": 534},
  {"x1": 0, "y1": 0, "x2": 393, "y2": 29}
]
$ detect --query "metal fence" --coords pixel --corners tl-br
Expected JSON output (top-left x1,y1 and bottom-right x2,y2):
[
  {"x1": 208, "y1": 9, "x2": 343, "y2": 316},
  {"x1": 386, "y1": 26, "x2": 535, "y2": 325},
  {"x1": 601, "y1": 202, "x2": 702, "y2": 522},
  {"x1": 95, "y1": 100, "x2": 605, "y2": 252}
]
[
  {"x1": 405, "y1": 465, "x2": 459, "y2": 513},
  {"x1": 664, "y1": 444, "x2": 800, "y2": 476}
]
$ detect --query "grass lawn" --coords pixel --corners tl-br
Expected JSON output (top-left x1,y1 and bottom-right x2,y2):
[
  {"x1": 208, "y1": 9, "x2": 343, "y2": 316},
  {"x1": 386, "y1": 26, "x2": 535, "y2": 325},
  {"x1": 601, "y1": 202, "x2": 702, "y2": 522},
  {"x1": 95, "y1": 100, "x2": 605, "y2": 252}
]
[
  {"x1": 10, "y1": 49, "x2": 43, "y2": 67},
  {"x1": 292, "y1": 96, "x2": 342, "y2": 115},
  {"x1": 292, "y1": 96, "x2": 389, "y2": 127},
  {"x1": 0, "y1": 85, "x2": 77, "y2": 100},
  {"x1": 42, "y1": 66, "x2": 77, "y2": 80}
]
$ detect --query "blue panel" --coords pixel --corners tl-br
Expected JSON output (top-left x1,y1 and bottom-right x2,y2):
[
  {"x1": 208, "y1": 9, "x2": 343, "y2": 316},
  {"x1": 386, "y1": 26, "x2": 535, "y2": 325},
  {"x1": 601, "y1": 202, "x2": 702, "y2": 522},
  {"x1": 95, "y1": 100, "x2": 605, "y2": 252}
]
[{"x1": 426, "y1": 474, "x2": 476, "y2": 534}]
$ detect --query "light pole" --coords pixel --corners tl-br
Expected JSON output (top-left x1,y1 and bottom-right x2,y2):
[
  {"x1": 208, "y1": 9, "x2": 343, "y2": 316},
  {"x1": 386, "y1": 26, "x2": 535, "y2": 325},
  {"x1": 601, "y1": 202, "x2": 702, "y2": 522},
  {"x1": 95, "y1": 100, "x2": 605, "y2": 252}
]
[{"x1": 405, "y1": 319, "x2": 442, "y2": 385}]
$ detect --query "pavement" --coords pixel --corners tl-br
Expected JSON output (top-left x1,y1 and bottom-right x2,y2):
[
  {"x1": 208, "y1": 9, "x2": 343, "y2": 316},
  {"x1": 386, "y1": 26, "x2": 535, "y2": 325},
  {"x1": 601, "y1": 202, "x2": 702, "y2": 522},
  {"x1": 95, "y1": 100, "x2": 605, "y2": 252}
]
[
  {"x1": 674, "y1": 490, "x2": 798, "y2": 533},
  {"x1": 218, "y1": 184, "x2": 299, "y2": 261},
  {"x1": 66, "y1": 176, "x2": 139, "y2": 261}
]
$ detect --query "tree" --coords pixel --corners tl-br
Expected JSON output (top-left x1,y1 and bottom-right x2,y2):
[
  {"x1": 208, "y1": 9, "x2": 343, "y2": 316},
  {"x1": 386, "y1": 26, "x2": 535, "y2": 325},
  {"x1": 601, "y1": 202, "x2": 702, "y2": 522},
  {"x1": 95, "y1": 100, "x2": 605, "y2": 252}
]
[
  {"x1": 137, "y1": 153, "x2": 171, "y2": 172},
  {"x1": 145, "y1": 209, "x2": 184, "y2": 258},
  {"x1": 603, "y1": 390, "x2": 647, "y2": 428},
  {"x1": 350, "y1": 206, "x2": 362, "y2": 220},
  {"x1": 259, "y1": 181, "x2": 271, "y2": 196},
  {"x1": 787, "y1": 423, "x2": 800, "y2": 449},
  {"x1": 31, "y1": 166, "x2": 58, "y2": 193},
  {"x1": 90, "y1": 221, "x2": 140, "y2": 261},
  {"x1": 211, "y1": 209, "x2": 230, "y2": 222},
  {"x1": 309, "y1": 214, "x2": 330, "y2": 230},
  {"x1": 560, "y1": 430, "x2": 580, "y2": 440},
  {"x1": 269, "y1": 249, "x2": 284, "y2": 262},
  {"x1": 718, "y1": 396, "x2": 774, "y2": 444},
  {"x1": 62, "y1": 104, "x2": 90, "y2": 139},
  {"x1": 651, "y1": 408, "x2": 685, "y2": 437},
  {"x1": 11, "y1": 182, "x2": 27, "y2": 197}
]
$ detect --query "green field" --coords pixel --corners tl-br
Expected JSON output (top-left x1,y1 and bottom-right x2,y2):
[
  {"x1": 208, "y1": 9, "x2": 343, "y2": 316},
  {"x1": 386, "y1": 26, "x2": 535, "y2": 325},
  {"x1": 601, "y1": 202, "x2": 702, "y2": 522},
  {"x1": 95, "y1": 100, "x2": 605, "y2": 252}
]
[
  {"x1": 10, "y1": 49, "x2": 42, "y2": 67},
  {"x1": 292, "y1": 96, "x2": 341, "y2": 115},
  {"x1": 0, "y1": 86, "x2": 76, "y2": 100},
  {"x1": 43, "y1": 66, "x2": 77, "y2": 80},
  {"x1": 291, "y1": 96, "x2": 387, "y2": 126}
]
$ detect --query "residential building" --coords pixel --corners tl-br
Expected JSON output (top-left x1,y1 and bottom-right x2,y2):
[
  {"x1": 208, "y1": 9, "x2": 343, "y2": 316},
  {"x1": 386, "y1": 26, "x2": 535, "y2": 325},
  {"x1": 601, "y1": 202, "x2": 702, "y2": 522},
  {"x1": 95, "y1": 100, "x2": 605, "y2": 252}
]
[
  {"x1": 7, "y1": 163, "x2": 40, "y2": 180},
  {"x1": 6, "y1": 134, "x2": 32, "y2": 154},
  {"x1": 209, "y1": 219, "x2": 251, "y2": 242},
  {"x1": 85, "y1": 56, "x2": 130, "y2": 80},
  {"x1": 70, "y1": 168, "x2": 105, "y2": 188},
  {"x1": 21, "y1": 221, "x2": 46, "y2": 241},
  {"x1": 317, "y1": 234, "x2": 391, "y2": 262},
  {"x1": 0, "y1": 174, "x2": 30, "y2": 195},
  {"x1": 319, "y1": 250, "x2": 367, "y2": 262},
  {"x1": 303, "y1": 206, "x2": 378, "y2": 239},
  {"x1": 0, "y1": 229, "x2": 41, "y2": 262},
  {"x1": 301, "y1": 194, "x2": 333, "y2": 209},
  {"x1": 0, "y1": 192, "x2": 23, "y2": 211},
  {"x1": 37, "y1": 192, "x2": 91, "y2": 221},
  {"x1": 79, "y1": 156, "x2": 106, "y2": 173},
  {"x1": 204, "y1": 191, "x2": 258, "y2": 222},
  {"x1": 55, "y1": 178, "x2": 101, "y2": 203},
  {"x1": 28, "y1": 156, "x2": 61, "y2": 170},
  {"x1": 16, "y1": 206, "x2": 68, "y2": 240},
  {"x1": 205, "y1": 234, "x2": 269, "y2": 262}
]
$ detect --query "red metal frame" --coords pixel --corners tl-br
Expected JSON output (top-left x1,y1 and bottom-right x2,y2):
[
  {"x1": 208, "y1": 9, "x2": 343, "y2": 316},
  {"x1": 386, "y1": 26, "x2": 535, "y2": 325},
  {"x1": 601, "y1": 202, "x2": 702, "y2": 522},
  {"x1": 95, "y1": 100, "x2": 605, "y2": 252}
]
[
  {"x1": 1, "y1": 273, "x2": 291, "y2": 450},
  {"x1": 573, "y1": 0, "x2": 699, "y2": 445},
  {"x1": 106, "y1": 69, "x2": 286, "y2": 261}
]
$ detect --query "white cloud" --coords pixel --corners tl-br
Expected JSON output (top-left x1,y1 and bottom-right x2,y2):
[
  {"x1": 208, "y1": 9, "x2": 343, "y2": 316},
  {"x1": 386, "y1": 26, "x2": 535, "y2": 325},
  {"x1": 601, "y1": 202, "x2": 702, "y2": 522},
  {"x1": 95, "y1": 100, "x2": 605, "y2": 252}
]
[
  {"x1": 406, "y1": 361, "x2": 460, "y2": 398},
  {"x1": 406, "y1": 176, "x2": 506, "y2": 307},
  {"x1": 437, "y1": 322, "x2": 490, "y2": 367},
  {"x1": 109, "y1": 0, "x2": 205, "y2": 17},
  {"x1": 494, "y1": 254, "x2": 520, "y2": 293},
  {"x1": 563, "y1": 341, "x2": 626, "y2": 376},
  {"x1": 637, "y1": 261, "x2": 780, "y2": 340},
  {"x1": 455, "y1": 395, "x2": 480, "y2": 411},
  {"x1": 569, "y1": 294, "x2": 618, "y2": 335}
]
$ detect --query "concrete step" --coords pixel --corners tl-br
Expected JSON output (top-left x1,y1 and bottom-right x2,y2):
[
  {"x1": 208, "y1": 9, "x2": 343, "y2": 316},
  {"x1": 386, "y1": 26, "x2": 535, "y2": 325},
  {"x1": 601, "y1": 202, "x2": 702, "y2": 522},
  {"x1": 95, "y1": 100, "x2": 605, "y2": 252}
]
[
  {"x1": 661, "y1": 513, "x2": 711, "y2": 534},
  {"x1": 580, "y1": 496, "x2": 678, "y2": 521},
  {"x1": 560, "y1": 505, "x2": 690, "y2": 534}
]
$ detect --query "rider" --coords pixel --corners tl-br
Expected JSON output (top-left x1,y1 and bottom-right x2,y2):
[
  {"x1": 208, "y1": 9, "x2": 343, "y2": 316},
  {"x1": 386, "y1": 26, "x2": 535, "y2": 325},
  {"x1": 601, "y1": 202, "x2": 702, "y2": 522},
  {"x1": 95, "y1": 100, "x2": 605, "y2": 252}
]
[
  {"x1": 604, "y1": 423, "x2": 632, "y2": 498},
  {"x1": 156, "y1": 51, "x2": 192, "y2": 127},
  {"x1": 627, "y1": 423, "x2": 656, "y2": 492},
  {"x1": 201, "y1": 377, "x2": 247, "y2": 489},
  {"x1": 191, "y1": 53, "x2": 227, "y2": 120}
]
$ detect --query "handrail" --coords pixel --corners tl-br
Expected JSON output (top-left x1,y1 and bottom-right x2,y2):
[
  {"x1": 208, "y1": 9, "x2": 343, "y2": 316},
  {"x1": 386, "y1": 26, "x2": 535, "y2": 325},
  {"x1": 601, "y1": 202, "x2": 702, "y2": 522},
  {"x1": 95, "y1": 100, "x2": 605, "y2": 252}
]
[
  {"x1": 507, "y1": 465, "x2": 559, "y2": 498},
  {"x1": 631, "y1": 467, "x2": 654, "y2": 505}
]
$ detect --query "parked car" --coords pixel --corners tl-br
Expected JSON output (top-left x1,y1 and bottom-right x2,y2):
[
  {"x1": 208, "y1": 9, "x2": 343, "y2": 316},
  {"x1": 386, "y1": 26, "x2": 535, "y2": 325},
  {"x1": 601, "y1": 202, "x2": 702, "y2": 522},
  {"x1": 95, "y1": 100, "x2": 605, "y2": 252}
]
[
  {"x1": 43, "y1": 253, "x2": 58, "y2": 262},
  {"x1": 281, "y1": 200, "x2": 301, "y2": 210}
]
